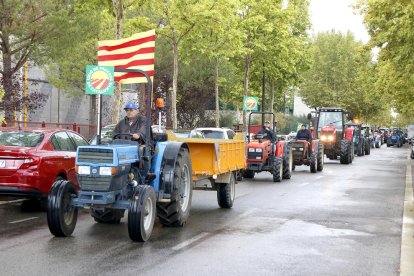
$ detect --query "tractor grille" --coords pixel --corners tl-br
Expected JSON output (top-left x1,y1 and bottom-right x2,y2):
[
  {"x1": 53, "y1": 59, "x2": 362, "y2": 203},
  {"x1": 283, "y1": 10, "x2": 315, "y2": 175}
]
[
  {"x1": 78, "y1": 175, "x2": 111, "y2": 191},
  {"x1": 78, "y1": 148, "x2": 114, "y2": 164},
  {"x1": 248, "y1": 152, "x2": 263, "y2": 160}
]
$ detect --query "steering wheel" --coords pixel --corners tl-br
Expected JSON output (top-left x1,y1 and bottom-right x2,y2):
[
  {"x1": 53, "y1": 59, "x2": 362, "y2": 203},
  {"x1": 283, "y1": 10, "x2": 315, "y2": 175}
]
[{"x1": 113, "y1": 133, "x2": 132, "y2": 140}]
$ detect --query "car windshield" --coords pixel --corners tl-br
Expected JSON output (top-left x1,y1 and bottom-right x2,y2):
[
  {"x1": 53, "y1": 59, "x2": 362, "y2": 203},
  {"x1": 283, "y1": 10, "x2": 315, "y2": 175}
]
[
  {"x1": 199, "y1": 130, "x2": 225, "y2": 139},
  {"x1": 0, "y1": 131, "x2": 44, "y2": 147},
  {"x1": 318, "y1": 112, "x2": 343, "y2": 130}
]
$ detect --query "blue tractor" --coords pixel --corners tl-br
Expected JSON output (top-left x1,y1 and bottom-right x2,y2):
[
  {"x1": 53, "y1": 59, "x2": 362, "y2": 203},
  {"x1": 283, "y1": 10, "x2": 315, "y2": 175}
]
[
  {"x1": 47, "y1": 71, "x2": 193, "y2": 242},
  {"x1": 387, "y1": 128, "x2": 403, "y2": 147}
]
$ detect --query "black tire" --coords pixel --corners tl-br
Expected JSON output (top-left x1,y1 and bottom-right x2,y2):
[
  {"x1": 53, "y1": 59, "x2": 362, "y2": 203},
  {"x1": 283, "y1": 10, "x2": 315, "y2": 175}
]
[
  {"x1": 310, "y1": 153, "x2": 317, "y2": 173},
  {"x1": 357, "y1": 142, "x2": 363, "y2": 156},
  {"x1": 411, "y1": 151, "x2": 414, "y2": 159},
  {"x1": 157, "y1": 147, "x2": 193, "y2": 227},
  {"x1": 365, "y1": 142, "x2": 370, "y2": 155},
  {"x1": 128, "y1": 185, "x2": 156, "y2": 242},
  {"x1": 292, "y1": 163, "x2": 296, "y2": 171},
  {"x1": 91, "y1": 208, "x2": 125, "y2": 224},
  {"x1": 340, "y1": 140, "x2": 351, "y2": 164},
  {"x1": 375, "y1": 141, "x2": 380, "y2": 148},
  {"x1": 47, "y1": 180, "x2": 78, "y2": 237},
  {"x1": 236, "y1": 170, "x2": 243, "y2": 182},
  {"x1": 282, "y1": 149, "x2": 292, "y2": 179},
  {"x1": 317, "y1": 144, "x2": 324, "y2": 171},
  {"x1": 273, "y1": 157, "x2": 283, "y2": 182},
  {"x1": 387, "y1": 142, "x2": 390, "y2": 147},
  {"x1": 243, "y1": 169, "x2": 255, "y2": 179},
  {"x1": 217, "y1": 173, "x2": 236, "y2": 208}
]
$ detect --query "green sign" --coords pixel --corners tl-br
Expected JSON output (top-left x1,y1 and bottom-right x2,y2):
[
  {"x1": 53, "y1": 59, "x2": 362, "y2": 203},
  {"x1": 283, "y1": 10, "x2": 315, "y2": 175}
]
[
  {"x1": 85, "y1": 65, "x2": 114, "y2": 95},
  {"x1": 243, "y1": 96, "x2": 258, "y2": 111}
]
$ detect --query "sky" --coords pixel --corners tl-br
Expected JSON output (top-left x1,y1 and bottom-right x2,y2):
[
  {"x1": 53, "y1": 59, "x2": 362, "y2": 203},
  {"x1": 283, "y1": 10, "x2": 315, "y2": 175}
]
[{"x1": 309, "y1": 0, "x2": 370, "y2": 44}]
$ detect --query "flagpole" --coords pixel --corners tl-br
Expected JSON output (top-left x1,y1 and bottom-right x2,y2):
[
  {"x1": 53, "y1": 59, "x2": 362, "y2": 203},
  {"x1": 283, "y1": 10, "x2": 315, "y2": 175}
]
[{"x1": 97, "y1": 94, "x2": 102, "y2": 144}]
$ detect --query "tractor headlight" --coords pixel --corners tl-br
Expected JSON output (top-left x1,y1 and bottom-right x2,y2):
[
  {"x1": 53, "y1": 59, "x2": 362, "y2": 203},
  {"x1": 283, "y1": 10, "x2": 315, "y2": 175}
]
[
  {"x1": 248, "y1": 148, "x2": 255, "y2": 152},
  {"x1": 256, "y1": 148, "x2": 262, "y2": 153},
  {"x1": 327, "y1": 135, "x2": 334, "y2": 141},
  {"x1": 99, "y1": 167, "x2": 112, "y2": 176},
  {"x1": 77, "y1": 165, "x2": 90, "y2": 175},
  {"x1": 321, "y1": 135, "x2": 327, "y2": 141}
]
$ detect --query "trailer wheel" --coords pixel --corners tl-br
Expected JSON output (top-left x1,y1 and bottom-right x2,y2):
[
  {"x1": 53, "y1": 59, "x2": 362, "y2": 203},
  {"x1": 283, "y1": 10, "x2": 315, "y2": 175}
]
[
  {"x1": 157, "y1": 147, "x2": 193, "y2": 227},
  {"x1": 317, "y1": 144, "x2": 324, "y2": 171},
  {"x1": 128, "y1": 185, "x2": 156, "y2": 242},
  {"x1": 47, "y1": 180, "x2": 78, "y2": 237},
  {"x1": 91, "y1": 208, "x2": 125, "y2": 224},
  {"x1": 282, "y1": 150, "x2": 292, "y2": 179},
  {"x1": 273, "y1": 157, "x2": 283, "y2": 182},
  {"x1": 310, "y1": 153, "x2": 317, "y2": 173},
  {"x1": 217, "y1": 173, "x2": 236, "y2": 208}
]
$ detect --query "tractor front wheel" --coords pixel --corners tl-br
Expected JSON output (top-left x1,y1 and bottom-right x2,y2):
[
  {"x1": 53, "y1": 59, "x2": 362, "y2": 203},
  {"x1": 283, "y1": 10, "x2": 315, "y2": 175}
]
[
  {"x1": 47, "y1": 180, "x2": 78, "y2": 237},
  {"x1": 310, "y1": 153, "x2": 317, "y2": 173},
  {"x1": 273, "y1": 157, "x2": 283, "y2": 182},
  {"x1": 317, "y1": 144, "x2": 324, "y2": 171},
  {"x1": 283, "y1": 149, "x2": 293, "y2": 179},
  {"x1": 128, "y1": 185, "x2": 156, "y2": 242}
]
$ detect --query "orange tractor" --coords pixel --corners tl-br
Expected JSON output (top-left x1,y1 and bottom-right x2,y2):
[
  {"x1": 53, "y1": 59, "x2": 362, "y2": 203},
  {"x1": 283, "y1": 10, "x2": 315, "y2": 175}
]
[
  {"x1": 290, "y1": 133, "x2": 324, "y2": 173},
  {"x1": 242, "y1": 112, "x2": 292, "y2": 182}
]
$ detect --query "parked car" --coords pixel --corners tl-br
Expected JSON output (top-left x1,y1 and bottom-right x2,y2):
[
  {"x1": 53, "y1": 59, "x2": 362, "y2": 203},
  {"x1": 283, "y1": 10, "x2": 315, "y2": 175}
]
[
  {"x1": 0, "y1": 128, "x2": 89, "y2": 209},
  {"x1": 195, "y1": 127, "x2": 236, "y2": 139},
  {"x1": 173, "y1": 129, "x2": 205, "y2": 138}
]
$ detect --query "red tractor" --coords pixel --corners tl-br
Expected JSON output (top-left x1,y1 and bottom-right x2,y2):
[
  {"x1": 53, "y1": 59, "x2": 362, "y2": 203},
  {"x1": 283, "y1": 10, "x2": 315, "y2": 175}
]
[
  {"x1": 309, "y1": 107, "x2": 354, "y2": 164},
  {"x1": 242, "y1": 112, "x2": 292, "y2": 182},
  {"x1": 290, "y1": 134, "x2": 324, "y2": 173}
]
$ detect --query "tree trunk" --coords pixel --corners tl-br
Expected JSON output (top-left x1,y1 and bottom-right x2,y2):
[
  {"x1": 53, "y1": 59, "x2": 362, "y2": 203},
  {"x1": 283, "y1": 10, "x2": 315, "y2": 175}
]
[
  {"x1": 215, "y1": 57, "x2": 220, "y2": 127},
  {"x1": 172, "y1": 42, "x2": 178, "y2": 129},
  {"x1": 111, "y1": 0, "x2": 123, "y2": 124},
  {"x1": 2, "y1": 42, "x2": 15, "y2": 124},
  {"x1": 243, "y1": 54, "x2": 250, "y2": 131},
  {"x1": 270, "y1": 79, "x2": 274, "y2": 115}
]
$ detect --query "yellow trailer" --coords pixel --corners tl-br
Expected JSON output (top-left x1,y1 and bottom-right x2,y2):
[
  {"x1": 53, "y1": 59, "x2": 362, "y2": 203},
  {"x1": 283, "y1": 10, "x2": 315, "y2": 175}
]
[{"x1": 166, "y1": 131, "x2": 246, "y2": 208}]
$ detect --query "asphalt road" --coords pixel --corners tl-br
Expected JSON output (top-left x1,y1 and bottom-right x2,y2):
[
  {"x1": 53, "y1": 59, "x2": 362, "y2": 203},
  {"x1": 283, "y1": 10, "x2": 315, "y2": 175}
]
[{"x1": 0, "y1": 144, "x2": 412, "y2": 276}]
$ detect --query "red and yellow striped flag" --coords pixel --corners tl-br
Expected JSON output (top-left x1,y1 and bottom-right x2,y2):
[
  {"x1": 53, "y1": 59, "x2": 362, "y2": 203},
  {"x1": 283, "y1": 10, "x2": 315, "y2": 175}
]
[{"x1": 98, "y1": 30, "x2": 155, "y2": 84}]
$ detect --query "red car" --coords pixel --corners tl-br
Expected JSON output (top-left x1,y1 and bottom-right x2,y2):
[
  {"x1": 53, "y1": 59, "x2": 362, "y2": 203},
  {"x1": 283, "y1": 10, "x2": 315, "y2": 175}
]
[{"x1": 0, "y1": 128, "x2": 89, "y2": 207}]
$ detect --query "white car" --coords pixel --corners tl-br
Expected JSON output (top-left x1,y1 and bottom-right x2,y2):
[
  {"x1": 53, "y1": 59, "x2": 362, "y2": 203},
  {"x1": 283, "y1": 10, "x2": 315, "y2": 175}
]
[{"x1": 195, "y1": 127, "x2": 236, "y2": 139}]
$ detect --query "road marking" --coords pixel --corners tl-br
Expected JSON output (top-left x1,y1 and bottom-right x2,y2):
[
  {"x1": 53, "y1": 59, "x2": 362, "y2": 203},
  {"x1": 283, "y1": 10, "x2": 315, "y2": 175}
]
[
  {"x1": 0, "y1": 199, "x2": 25, "y2": 206},
  {"x1": 400, "y1": 156, "x2": 414, "y2": 276},
  {"x1": 172, "y1": 232, "x2": 210, "y2": 251},
  {"x1": 8, "y1": 217, "x2": 38, "y2": 224}
]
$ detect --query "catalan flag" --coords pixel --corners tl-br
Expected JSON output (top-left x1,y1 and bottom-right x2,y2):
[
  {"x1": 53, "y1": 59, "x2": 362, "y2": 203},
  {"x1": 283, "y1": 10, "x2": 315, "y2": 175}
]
[{"x1": 98, "y1": 30, "x2": 155, "y2": 84}]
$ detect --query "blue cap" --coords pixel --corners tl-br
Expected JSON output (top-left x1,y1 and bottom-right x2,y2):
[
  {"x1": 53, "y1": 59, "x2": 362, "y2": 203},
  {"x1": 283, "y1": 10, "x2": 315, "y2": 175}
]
[{"x1": 124, "y1": 102, "x2": 139, "y2": 110}]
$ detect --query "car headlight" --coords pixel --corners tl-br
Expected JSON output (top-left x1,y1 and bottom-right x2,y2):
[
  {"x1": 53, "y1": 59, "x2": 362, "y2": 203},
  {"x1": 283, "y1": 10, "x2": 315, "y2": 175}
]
[
  {"x1": 99, "y1": 167, "x2": 114, "y2": 176},
  {"x1": 256, "y1": 148, "x2": 262, "y2": 153},
  {"x1": 77, "y1": 165, "x2": 90, "y2": 175}
]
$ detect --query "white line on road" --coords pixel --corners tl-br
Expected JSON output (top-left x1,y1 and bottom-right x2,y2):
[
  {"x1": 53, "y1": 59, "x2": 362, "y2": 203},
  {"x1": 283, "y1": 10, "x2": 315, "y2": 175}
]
[
  {"x1": 399, "y1": 155, "x2": 414, "y2": 276},
  {"x1": 172, "y1": 232, "x2": 210, "y2": 251},
  {"x1": 0, "y1": 199, "x2": 25, "y2": 206},
  {"x1": 8, "y1": 217, "x2": 38, "y2": 224}
]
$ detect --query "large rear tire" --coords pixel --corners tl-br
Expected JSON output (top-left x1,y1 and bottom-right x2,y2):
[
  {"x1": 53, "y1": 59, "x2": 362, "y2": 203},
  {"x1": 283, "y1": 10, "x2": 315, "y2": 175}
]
[
  {"x1": 47, "y1": 180, "x2": 78, "y2": 237},
  {"x1": 128, "y1": 185, "x2": 156, "y2": 242},
  {"x1": 273, "y1": 157, "x2": 283, "y2": 182},
  {"x1": 282, "y1": 149, "x2": 292, "y2": 179},
  {"x1": 91, "y1": 208, "x2": 125, "y2": 224},
  {"x1": 157, "y1": 147, "x2": 193, "y2": 227},
  {"x1": 340, "y1": 140, "x2": 351, "y2": 164},
  {"x1": 317, "y1": 144, "x2": 324, "y2": 171},
  {"x1": 217, "y1": 173, "x2": 236, "y2": 208},
  {"x1": 310, "y1": 153, "x2": 317, "y2": 173}
]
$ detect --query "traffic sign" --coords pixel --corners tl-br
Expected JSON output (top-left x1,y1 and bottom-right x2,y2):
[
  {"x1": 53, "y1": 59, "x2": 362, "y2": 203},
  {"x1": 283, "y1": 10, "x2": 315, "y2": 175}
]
[
  {"x1": 243, "y1": 96, "x2": 258, "y2": 111},
  {"x1": 85, "y1": 65, "x2": 114, "y2": 95}
]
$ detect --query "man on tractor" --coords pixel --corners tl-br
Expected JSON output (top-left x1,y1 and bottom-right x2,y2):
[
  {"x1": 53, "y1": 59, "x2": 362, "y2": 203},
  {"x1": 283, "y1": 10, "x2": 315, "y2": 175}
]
[
  {"x1": 112, "y1": 102, "x2": 147, "y2": 143},
  {"x1": 296, "y1": 124, "x2": 312, "y2": 142},
  {"x1": 254, "y1": 120, "x2": 274, "y2": 141}
]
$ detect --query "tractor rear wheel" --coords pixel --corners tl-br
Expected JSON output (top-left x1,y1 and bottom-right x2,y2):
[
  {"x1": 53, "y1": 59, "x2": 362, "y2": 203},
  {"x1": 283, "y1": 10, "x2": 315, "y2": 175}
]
[
  {"x1": 282, "y1": 149, "x2": 292, "y2": 179},
  {"x1": 157, "y1": 147, "x2": 193, "y2": 227},
  {"x1": 365, "y1": 141, "x2": 370, "y2": 155},
  {"x1": 217, "y1": 173, "x2": 236, "y2": 208},
  {"x1": 128, "y1": 185, "x2": 156, "y2": 242},
  {"x1": 310, "y1": 153, "x2": 317, "y2": 173},
  {"x1": 340, "y1": 140, "x2": 351, "y2": 164},
  {"x1": 317, "y1": 144, "x2": 324, "y2": 171},
  {"x1": 273, "y1": 157, "x2": 283, "y2": 182},
  {"x1": 47, "y1": 180, "x2": 78, "y2": 237},
  {"x1": 91, "y1": 208, "x2": 125, "y2": 224}
]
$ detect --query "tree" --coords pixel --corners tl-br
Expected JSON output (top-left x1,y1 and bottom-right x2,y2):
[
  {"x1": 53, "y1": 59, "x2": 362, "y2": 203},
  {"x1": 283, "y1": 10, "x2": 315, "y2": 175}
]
[{"x1": 358, "y1": 0, "x2": 414, "y2": 120}]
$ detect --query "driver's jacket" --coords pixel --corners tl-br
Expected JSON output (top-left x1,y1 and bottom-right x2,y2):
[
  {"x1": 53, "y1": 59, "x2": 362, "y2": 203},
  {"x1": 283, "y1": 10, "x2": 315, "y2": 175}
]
[
  {"x1": 296, "y1": 129, "x2": 312, "y2": 142},
  {"x1": 112, "y1": 115, "x2": 147, "y2": 143}
]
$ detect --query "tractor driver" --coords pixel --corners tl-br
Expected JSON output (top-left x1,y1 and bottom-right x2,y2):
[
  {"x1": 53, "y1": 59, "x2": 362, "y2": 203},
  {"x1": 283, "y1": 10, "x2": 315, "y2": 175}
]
[
  {"x1": 296, "y1": 124, "x2": 312, "y2": 143},
  {"x1": 255, "y1": 120, "x2": 274, "y2": 141},
  {"x1": 112, "y1": 102, "x2": 147, "y2": 143}
]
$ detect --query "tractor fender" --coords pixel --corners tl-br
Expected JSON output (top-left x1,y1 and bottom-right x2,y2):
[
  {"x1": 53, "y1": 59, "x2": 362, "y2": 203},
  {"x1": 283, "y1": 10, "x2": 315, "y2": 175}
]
[
  {"x1": 152, "y1": 141, "x2": 190, "y2": 201},
  {"x1": 345, "y1": 127, "x2": 354, "y2": 141},
  {"x1": 275, "y1": 141, "x2": 288, "y2": 157}
]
